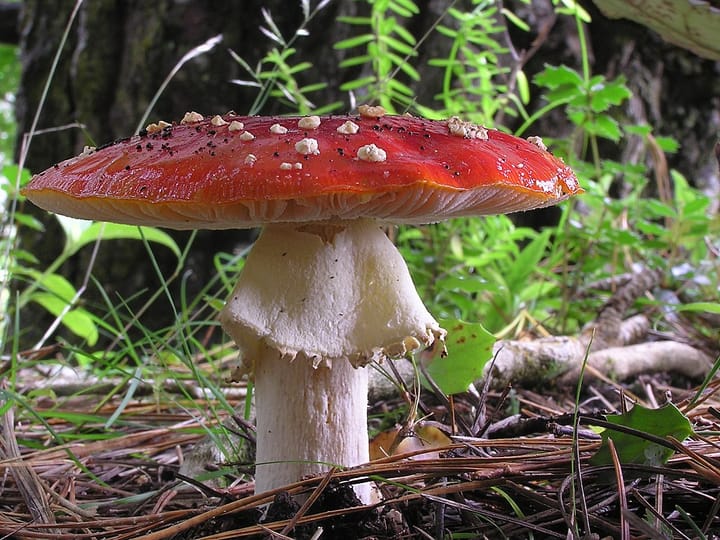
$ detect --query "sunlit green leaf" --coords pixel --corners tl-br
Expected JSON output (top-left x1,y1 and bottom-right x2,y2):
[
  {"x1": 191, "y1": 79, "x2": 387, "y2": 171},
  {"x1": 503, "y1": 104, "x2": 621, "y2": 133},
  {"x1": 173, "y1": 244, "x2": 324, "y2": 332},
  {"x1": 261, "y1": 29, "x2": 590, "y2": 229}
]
[
  {"x1": 676, "y1": 302, "x2": 720, "y2": 314},
  {"x1": 506, "y1": 229, "x2": 550, "y2": 290},
  {"x1": 635, "y1": 219, "x2": 668, "y2": 237},
  {"x1": 654, "y1": 136, "x2": 679, "y2": 153},
  {"x1": 32, "y1": 292, "x2": 99, "y2": 346},
  {"x1": 334, "y1": 34, "x2": 375, "y2": 50},
  {"x1": 435, "y1": 25, "x2": 458, "y2": 39},
  {"x1": 1, "y1": 164, "x2": 32, "y2": 189},
  {"x1": 502, "y1": 8, "x2": 530, "y2": 31},
  {"x1": 69, "y1": 223, "x2": 181, "y2": 259},
  {"x1": 12, "y1": 212, "x2": 44, "y2": 231},
  {"x1": 388, "y1": 0, "x2": 419, "y2": 17},
  {"x1": 516, "y1": 69, "x2": 530, "y2": 104},
  {"x1": 681, "y1": 198, "x2": 710, "y2": 217},
  {"x1": 392, "y1": 24, "x2": 417, "y2": 46},
  {"x1": 589, "y1": 114, "x2": 622, "y2": 141},
  {"x1": 424, "y1": 319, "x2": 495, "y2": 395},
  {"x1": 14, "y1": 267, "x2": 77, "y2": 300},
  {"x1": 644, "y1": 199, "x2": 676, "y2": 219},
  {"x1": 556, "y1": 0, "x2": 592, "y2": 22},
  {"x1": 534, "y1": 65, "x2": 583, "y2": 89},
  {"x1": 589, "y1": 79, "x2": 631, "y2": 112}
]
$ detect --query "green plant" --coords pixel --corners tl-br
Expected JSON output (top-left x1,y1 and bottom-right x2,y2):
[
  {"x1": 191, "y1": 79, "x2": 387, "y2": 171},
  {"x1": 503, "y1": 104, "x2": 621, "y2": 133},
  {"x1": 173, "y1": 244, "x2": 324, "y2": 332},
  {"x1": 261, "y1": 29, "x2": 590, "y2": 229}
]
[
  {"x1": 398, "y1": 216, "x2": 567, "y2": 334},
  {"x1": 230, "y1": 0, "x2": 340, "y2": 115},
  {"x1": 0, "y1": 43, "x2": 21, "y2": 345},
  {"x1": 590, "y1": 402, "x2": 694, "y2": 466},
  {"x1": 424, "y1": 0, "x2": 527, "y2": 126},
  {"x1": 8, "y1": 199, "x2": 180, "y2": 348},
  {"x1": 334, "y1": 0, "x2": 420, "y2": 111},
  {"x1": 0, "y1": 44, "x2": 18, "y2": 164}
]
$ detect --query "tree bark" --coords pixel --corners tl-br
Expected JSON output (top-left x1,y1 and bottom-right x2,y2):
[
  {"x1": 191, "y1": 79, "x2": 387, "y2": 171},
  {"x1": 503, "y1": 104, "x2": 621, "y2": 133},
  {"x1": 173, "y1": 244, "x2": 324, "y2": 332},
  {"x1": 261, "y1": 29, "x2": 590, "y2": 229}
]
[{"x1": 0, "y1": 2, "x2": 19, "y2": 44}]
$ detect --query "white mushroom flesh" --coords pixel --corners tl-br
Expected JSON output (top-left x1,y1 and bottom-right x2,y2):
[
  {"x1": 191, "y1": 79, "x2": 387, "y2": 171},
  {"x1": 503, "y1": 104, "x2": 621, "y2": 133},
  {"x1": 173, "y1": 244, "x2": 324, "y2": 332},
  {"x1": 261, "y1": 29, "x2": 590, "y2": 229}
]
[{"x1": 220, "y1": 220, "x2": 445, "y2": 498}]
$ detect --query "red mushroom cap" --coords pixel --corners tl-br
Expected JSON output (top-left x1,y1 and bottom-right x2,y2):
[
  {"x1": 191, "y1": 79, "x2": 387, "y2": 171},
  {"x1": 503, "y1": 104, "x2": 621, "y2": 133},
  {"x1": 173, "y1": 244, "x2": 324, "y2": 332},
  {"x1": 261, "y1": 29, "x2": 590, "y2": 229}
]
[{"x1": 22, "y1": 113, "x2": 582, "y2": 229}]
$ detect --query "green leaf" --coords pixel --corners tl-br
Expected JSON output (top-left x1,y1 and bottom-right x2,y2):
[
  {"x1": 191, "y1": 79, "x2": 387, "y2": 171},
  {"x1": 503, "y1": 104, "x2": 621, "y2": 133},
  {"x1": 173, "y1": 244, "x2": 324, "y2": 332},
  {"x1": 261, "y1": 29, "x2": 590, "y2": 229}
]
[
  {"x1": 388, "y1": 0, "x2": 419, "y2": 17},
  {"x1": 635, "y1": 219, "x2": 668, "y2": 237},
  {"x1": 68, "y1": 222, "x2": 181, "y2": 259},
  {"x1": 32, "y1": 293, "x2": 99, "y2": 346},
  {"x1": 516, "y1": 69, "x2": 530, "y2": 104},
  {"x1": 505, "y1": 229, "x2": 550, "y2": 290},
  {"x1": 534, "y1": 65, "x2": 583, "y2": 90},
  {"x1": 336, "y1": 16, "x2": 372, "y2": 25},
  {"x1": 676, "y1": 302, "x2": 720, "y2": 314},
  {"x1": 12, "y1": 212, "x2": 44, "y2": 231},
  {"x1": 55, "y1": 215, "x2": 93, "y2": 250},
  {"x1": 1, "y1": 164, "x2": 31, "y2": 186},
  {"x1": 389, "y1": 55, "x2": 420, "y2": 80},
  {"x1": 13, "y1": 267, "x2": 77, "y2": 300},
  {"x1": 392, "y1": 24, "x2": 418, "y2": 46},
  {"x1": 590, "y1": 403, "x2": 693, "y2": 466},
  {"x1": 556, "y1": 0, "x2": 592, "y2": 22},
  {"x1": 623, "y1": 124, "x2": 652, "y2": 137},
  {"x1": 434, "y1": 25, "x2": 458, "y2": 39},
  {"x1": 334, "y1": 34, "x2": 375, "y2": 50},
  {"x1": 378, "y1": 36, "x2": 415, "y2": 56},
  {"x1": 11, "y1": 249, "x2": 39, "y2": 265},
  {"x1": 589, "y1": 79, "x2": 631, "y2": 112},
  {"x1": 644, "y1": 199, "x2": 676, "y2": 219},
  {"x1": 386, "y1": 77, "x2": 415, "y2": 96},
  {"x1": 681, "y1": 197, "x2": 710, "y2": 217},
  {"x1": 424, "y1": 319, "x2": 495, "y2": 395},
  {"x1": 606, "y1": 228, "x2": 640, "y2": 246},
  {"x1": 654, "y1": 136, "x2": 679, "y2": 153},
  {"x1": 436, "y1": 275, "x2": 487, "y2": 294},
  {"x1": 340, "y1": 75, "x2": 377, "y2": 91},
  {"x1": 588, "y1": 113, "x2": 622, "y2": 141},
  {"x1": 671, "y1": 170, "x2": 694, "y2": 206},
  {"x1": 339, "y1": 55, "x2": 373, "y2": 68},
  {"x1": 502, "y1": 8, "x2": 530, "y2": 31},
  {"x1": 545, "y1": 85, "x2": 585, "y2": 105}
]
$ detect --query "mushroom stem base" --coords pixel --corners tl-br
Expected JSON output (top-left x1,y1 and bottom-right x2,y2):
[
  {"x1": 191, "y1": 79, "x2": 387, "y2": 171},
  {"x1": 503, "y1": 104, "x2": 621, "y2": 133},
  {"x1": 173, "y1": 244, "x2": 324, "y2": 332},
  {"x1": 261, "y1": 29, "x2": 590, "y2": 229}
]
[{"x1": 254, "y1": 344, "x2": 370, "y2": 500}]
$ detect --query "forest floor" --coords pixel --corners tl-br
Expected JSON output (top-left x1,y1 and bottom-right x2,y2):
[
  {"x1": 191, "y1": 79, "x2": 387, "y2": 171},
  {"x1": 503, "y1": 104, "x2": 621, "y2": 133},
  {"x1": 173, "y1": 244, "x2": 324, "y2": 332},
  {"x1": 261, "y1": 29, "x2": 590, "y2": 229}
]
[{"x1": 2, "y1": 351, "x2": 720, "y2": 540}]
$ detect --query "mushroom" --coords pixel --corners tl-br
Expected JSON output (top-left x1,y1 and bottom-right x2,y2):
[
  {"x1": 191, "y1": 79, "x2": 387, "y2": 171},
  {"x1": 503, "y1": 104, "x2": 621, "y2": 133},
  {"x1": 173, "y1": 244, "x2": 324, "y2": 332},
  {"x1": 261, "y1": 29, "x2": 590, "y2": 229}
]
[{"x1": 22, "y1": 111, "x2": 582, "y2": 500}]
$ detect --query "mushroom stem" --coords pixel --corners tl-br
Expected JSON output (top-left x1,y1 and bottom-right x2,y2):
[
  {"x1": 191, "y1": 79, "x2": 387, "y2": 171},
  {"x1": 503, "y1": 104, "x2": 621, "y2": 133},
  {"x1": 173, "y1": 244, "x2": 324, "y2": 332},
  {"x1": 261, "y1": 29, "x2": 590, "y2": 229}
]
[
  {"x1": 253, "y1": 341, "x2": 370, "y2": 499},
  {"x1": 220, "y1": 219, "x2": 443, "y2": 498}
]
